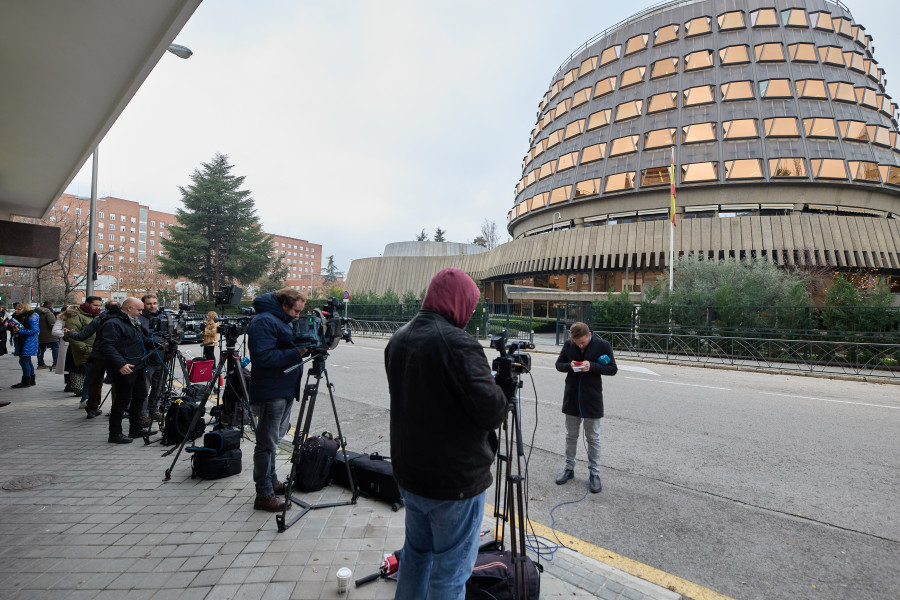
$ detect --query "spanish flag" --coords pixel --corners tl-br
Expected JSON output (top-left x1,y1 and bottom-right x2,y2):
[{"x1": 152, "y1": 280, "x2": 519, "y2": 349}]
[{"x1": 668, "y1": 156, "x2": 677, "y2": 227}]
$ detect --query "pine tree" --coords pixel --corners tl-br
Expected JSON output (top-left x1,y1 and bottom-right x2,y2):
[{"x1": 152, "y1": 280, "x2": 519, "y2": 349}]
[
  {"x1": 415, "y1": 229, "x2": 428, "y2": 241},
  {"x1": 322, "y1": 255, "x2": 340, "y2": 286},
  {"x1": 434, "y1": 227, "x2": 446, "y2": 242},
  {"x1": 159, "y1": 153, "x2": 273, "y2": 300}
]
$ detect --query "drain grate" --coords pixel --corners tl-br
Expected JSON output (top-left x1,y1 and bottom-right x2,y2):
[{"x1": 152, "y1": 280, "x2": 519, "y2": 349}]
[{"x1": 2, "y1": 473, "x2": 56, "y2": 491}]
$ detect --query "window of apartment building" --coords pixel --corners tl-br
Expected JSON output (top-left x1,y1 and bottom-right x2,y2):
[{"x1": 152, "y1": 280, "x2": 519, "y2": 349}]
[
  {"x1": 98, "y1": 233, "x2": 104, "y2": 240},
  {"x1": 718, "y1": 10, "x2": 745, "y2": 31},
  {"x1": 750, "y1": 8, "x2": 777, "y2": 27},
  {"x1": 781, "y1": 8, "x2": 808, "y2": 27},
  {"x1": 63, "y1": 206, "x2": 69, "y2": 212},
  {"x1": 108, "y1": 224, "x2": 114, "y2": 230},
  {"x1": 120, "y1": 215, "x2": 126, "y2": 222},
  {"x1": 150, "y1": 240, "x2": 155, "y2": 246},
  {"x1": 75, "y1": 207, "x2": 82, "y2": 215},
  {"x1": 797, "y1": 79, "x2": 827, "y2": 99},
  {"x1": 97, "y1": 243, "x2": 104, "y2": 250},
  {"x1": 654, "y1": 24, "x2": 679, "y2": 45},
  {"x1": 130, "y1": 217, "x2": 136, "y2": 223},
  {"x1": 788, "y1": 43, "x2": 817, "y2": 62},
  {"x1": 650, "y1": 57, "x2": 678, "y2": 79},
  {"x1": 99, "y1": 211, "x2": 105, "y2": 218},
  {"x1": 755, "y1": 43, "x2": 785, "y2": 62},
  {"x1": 129, "y1": 237, "x2": 135, "y2": 244},
  {"x1": 759, "y1": 79, "x2": 792, "y2": 99},
  {"x1": 150, "y1": 230, "x2": 155, "y2": 236},
  {"x1": 120, "y1": 226, "x2": 125, "y2": 232},
  {"x1": 119, "y1": 235, "x2": 125, "y2": 242},
  {"x1": 719, "y1": 44, "x2": 750, "y2": 65},
  {"x1": 620, "y1": 66, "x2": 646, "y2": 88},
  {"x1": 684, "y1": 49, "x2": 714, "y2": 71},
  {"x1": 685, "y1": 16, "x2": 712, "y2": 37},
  {"x1": 150, "y1": 220, "x2": 155, "y2": 226},
  {"x1": 107, "y1": 265, "x2": 113, "y2": 272}
]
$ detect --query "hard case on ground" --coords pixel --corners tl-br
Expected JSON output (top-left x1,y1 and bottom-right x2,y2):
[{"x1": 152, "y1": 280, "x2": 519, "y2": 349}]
[
  {"x1": 333, "y1": 451, "x2": 403, "y2": 508},
  {"x1": 465, "y1": 547, "x2": 541, "y2": 600},
  {"x1": 191, "y1": 448, "x2": 242, "y2": 480}
]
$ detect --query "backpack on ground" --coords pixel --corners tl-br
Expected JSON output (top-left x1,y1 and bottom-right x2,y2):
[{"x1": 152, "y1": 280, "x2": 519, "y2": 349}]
[
  {"x1": 466, "y1": 547, "x2": 542, "y2": 600},
  {"x1": 293, "y1": 431, "x2": 341, "y2": 492},
  {"x1": 161, "y1": 399, "x2": 206, "y2": 446},
  {"x1": 187, "y1": 429, "x2": 243, "y2": 480}
]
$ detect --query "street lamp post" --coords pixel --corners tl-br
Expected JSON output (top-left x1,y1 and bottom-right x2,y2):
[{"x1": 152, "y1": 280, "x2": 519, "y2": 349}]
[
  {"x1": 552, "y1": 211, "x2": 562, "y2": 232},
  {"x1": 84, "y1": 43, "x2": 193, "y2": 297}
]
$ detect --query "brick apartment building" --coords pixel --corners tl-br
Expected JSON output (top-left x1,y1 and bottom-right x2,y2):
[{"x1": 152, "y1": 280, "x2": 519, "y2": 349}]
[{"x1": 1, "y1": 193, "x2": 325, "y2": 305}]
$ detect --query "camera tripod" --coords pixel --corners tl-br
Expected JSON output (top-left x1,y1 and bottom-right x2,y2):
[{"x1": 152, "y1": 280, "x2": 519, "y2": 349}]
[
  {"x1": 162, "y1": 335, "x2": 254, "y2": 480},
  {"x1": 276, "y1": 350, "x2": 358, "y2": 532}
]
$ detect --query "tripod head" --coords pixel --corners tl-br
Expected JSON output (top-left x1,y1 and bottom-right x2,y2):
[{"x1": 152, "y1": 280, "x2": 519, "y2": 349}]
[{"x1": 490, "y1": 331, "x2": 534, "y2": 402}]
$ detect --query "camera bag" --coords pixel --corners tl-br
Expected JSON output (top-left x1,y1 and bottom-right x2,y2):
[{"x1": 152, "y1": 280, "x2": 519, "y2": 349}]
[
  {"x1": 333, "y1": 451, "x2": 403, "y2": 508},
  {"x1": 161, "y1": 400, "x2": 206, "y2": 446},
  {"x1": 202, "y1": 429, "x2": 241, "y2": 452},
  {"x1": 191, "y1": 448, "x2": 242, "y2": 480},
  {"x1": 293, "y1": 432, "x2": 340, "y2": 492},
  {"x1": 465, "y1": 546, "x2": 541, "y2": 600}
]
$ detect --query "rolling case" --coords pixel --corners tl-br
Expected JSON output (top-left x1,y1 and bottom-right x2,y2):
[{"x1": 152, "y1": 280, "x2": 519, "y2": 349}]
[{"x1": 333, "y1": 451, "x2": 403, "y2": 509}]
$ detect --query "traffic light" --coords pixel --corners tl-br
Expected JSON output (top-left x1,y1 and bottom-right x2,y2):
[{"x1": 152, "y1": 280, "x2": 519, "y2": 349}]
[{"x1": 92, "y1": 252, "x2": 99, "y2": 280}]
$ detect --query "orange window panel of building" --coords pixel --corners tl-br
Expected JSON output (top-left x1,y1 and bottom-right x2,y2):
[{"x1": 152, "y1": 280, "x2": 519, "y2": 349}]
[
  {"x1": 580, "y1": 143, "x2": 606, "y2": 164},
  {"x1": 867, "y1": 125, "x2": 891, "y2": 147},
  {"x1": 648, "y1": 91, "x2": 677, "y2": 113},
  {"x1": 654, "y1": 24, "x2": 679, "y2": 45},
  {"x1": 557, "y1": 151, "x2": 579, "y2": 172},
  {"x1": 532, "y1": 138, "x2": 547, "y2": 160},
  {"x1": 554, "y1": 98, "x2": 572, "y2": 120},
  {"x1": 516, "y1": 201, "x2": 529, "y2": 217},
  {"x1": 562, "y1": 67, "x2": 579, "y2": 89},
  {"x1": 614, "y1": 99, "x2": 643, "y2": 122},
  {"x1": 599, "y1": 44, "x2": 622, "y2": 66},
  {"x1": 682, "y1": 122, "x2": 717, "y2": 144},
  {"x1": 685, "y1": 16, "x2": 712, "y2": 37},
  {"x1": 781, "y1": 8, "x2": 808, "y2": 27},
  {"x1": 750, "y1": 8, "x2": 777, "y2": 27},
  {"x1": 579, "y1": 56, "x2": 599, "y2": 78},
  {"x1": 724, "y1": 159, "x2": 764, "y2": 179},
  {"x1": 832, "y1": 16, "x2": 853, "y2": 38},
  {"x1": 594, "y1": 75, "x2": 617, "y2": 98},
  {"x1": 719, "y1": 44, "x2": 750, "y2": 65},
  {"x1": 844, "y1": 51, "x2": 865, "y2": 73},
  {"x1": 549, "y1": 79, "x2": 563, "y2": 100},
  {"x1": 878, "y1": 165, "x2": 900, "y2": 186},
  {"x1": 755, "y1": 43, "x2": 785, "y2": 63},
  {"x1": 855, "y1": 87, "x2": 878, "y2": 108},
  {"x1": 683, "y1": 84, "x2": 716, "y2": 106},
  {"x1": 650, "y1": 57, "x2": 679, "y2": 79},
  {"x1": 803, "y1": 118, "x2": 837, "y2": 138},
  {"x1": 546, "y1": 128, "x2": 564, "y2": 149},
  {"x1": 721, "y1": 80, "x2": 754, "y2": 101},
  {"x1": 604, "y1": 172, "x2": 636, "y2": 192},
  {"x1": 849, "y1": 161, "x2": 881, "y2": 182},
  {"x1": 620, "y1": 66, "x2": 646, "y2": 88},
  {"x1": 770, "y1": 157, "x2": 807, "y2": 177},
  {"x1": 797, "y1": 79, "x2": 827, "y2": 99},
  {"x1": 863, "y1": 59, "x2": 879, "y2": 81},
  {"x1": 587, "y1": 109, "x2": 611, "y2": 130},
  {"x1": 788, "y1": 43, "x2": 817, "y2": 62},
  {"x1": 681, "y1": 161, "x2": 719, "y2": 182},
  {"x1": 818, "y1": 46, "x2": 845, "y2": 66},
  {"x1": 810, "y1": 11, "x2": 834, "y2": 31},
  {"x1": 640, "y1": 166, "x2": 671, "y2": 187},
  {"x1": 572, "y1": 87, "x2": 592, "y2": 108},
  {"x1": 828, "y1": 81, "x2": 856, "y2": 103},
  {"x1": 564, "y1": 119, "x2": 586, "y2": 139},
  {"x1": 548, "y1": 185, "x2": 572, "y2": 205},
  {"x1": 684, "y1": 49, "x2": 714, "y2": 71},
  {"x1": 759, "y1": 79, "x2": 792, "y2": 99},
  {"x1": 723, "y1": 118, "x2": 758, "y2": 140},
  {"x1": 811, "y1": 158, "x2": 848, "y2": 179},
  {"x1": 839, "y1": 120, "x2": 868, "y2": 142},
  {"x1": 574, "y1": 178, "x2": 603, "y2": 198},
  {"x1": 624, "y1": 33, "x2": 649, "y2": 56},
  {"x1": 717, "y1": 10, "x2": 746, "y2": 31},
  {"x1": 609, "y1": 134, "x2": 639, "y2": 156},
  {"x1": 538, "y1": 160, "x2": 556, "y2": 180},
  {"x1": 644, "y1": 128, "x2": 676, "y2": 149},
  {"x1": 531, "y1": 192, "x2": 549, "y2": 210}
]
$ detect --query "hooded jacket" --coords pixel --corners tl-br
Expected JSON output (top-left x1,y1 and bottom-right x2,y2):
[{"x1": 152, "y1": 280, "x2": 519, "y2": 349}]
[
  {"x1": 12, "y1": 311, "x2": 39, "y2": 357},
  {"x1": 93, "y1": 306, "x2": 152, "y2": 372},
  {"x1": 247, "y1": 292, "x2": 304, "y2": 402},
  {"x1": 385, "y1": 268, "x2": 508, "y2": 500},
  {"x1": 36, "y1": 307, "x2": 58, "y2": 344},
  {"x1": 554, "y1": 333, "x2": 618, "y2": 419},
  {"x1": 64, "y1": 306, "x2": 97, "y2": 366}
]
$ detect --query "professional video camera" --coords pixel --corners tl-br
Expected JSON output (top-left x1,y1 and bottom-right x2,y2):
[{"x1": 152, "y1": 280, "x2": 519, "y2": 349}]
[
  {"x1": 213, "y1": 284, "x2": 243, "y2": 308},
  {"x1": 490, "y1": 331, "x2": 534, "y2": 398},
  {"x1": 292, "y1": 297, "x2": 353, "y2": 352},
  {"x1": 214, "y1": 308, "x2": 255, "y2": 346},
  {"x1": 148, "y1": 303, "x2": 195, "y2": 345}
]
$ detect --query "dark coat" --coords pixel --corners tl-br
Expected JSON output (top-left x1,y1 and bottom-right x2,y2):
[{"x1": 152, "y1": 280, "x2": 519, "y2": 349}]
[
  {"x1": 385, "y1": 311, "x2": 508, "y2": 501},
  {"x1": 93, "y1": 307, "x2": 152, "y2": 372},
  {"x1": 247, "y1": 293, "x2": 303, "y2": 402},
  {"x1": 554, "y1": 334, "x2": 617, "y2": 419},
  {"x1": 63, "y1": 307, "x2": 96, "y2": 366},
  {"x1": 12, "y1": 312, "x2": 40, "y2": 357},
  {"x1": 36, "y1": 307, "x2": 57, "y2": 344},
  {"x1": 138, "y1": 308, "x2": 167, "y2": 365}
]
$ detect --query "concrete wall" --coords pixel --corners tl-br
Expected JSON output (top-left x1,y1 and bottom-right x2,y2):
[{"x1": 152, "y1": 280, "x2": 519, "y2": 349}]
[{"x1": 383, "y1": 241, "x2": 487, "y2": 257}]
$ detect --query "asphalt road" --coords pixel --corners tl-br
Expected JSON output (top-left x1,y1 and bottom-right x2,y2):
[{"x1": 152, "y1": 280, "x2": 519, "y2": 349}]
[{"x1": 190, "y1": 336, "x2": 900, "y2": 600}]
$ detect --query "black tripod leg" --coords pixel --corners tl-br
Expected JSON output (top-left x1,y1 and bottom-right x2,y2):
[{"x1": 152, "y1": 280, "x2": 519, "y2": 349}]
[
  {"x1": 232, "y1": 356, "x2": 257, "y2": 433},
  {"x1": 323, "y1": 369, "x2": 357, "y2": 505},
  {"x1": 277, "y1": 370, "x2": 318, "y2": 532}
]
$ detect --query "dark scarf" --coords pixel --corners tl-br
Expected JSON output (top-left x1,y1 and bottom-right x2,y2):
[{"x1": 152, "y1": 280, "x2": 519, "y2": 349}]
[{"x1": 80, "y1": 302, "x2": 101, "y2": 317}]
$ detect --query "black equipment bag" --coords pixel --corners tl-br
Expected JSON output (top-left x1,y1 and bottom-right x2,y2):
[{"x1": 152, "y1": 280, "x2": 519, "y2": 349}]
[
  {"x1": 466, "y1": 549, "x2": 541, "y2": 600},
  {"x1": 293, "y1": 432, "x2": 340, "y2": 492},
  {"x1": 191, "y1": 448, "x2": 242, "y2": 480},
  {"x1": 202, "y1": 429, "x2": 241, "y2": 453},
  {"x1": 333, "y1": 451, "x2": 403, "y2": 507},
  {"x1": 161, "y1": 400, "x2": 206, "y2": 446}
]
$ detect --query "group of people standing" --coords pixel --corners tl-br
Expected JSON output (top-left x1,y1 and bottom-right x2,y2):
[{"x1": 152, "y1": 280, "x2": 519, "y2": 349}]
[{"x1": 0, "y1": 300, "x2": 60, "y2": 392}]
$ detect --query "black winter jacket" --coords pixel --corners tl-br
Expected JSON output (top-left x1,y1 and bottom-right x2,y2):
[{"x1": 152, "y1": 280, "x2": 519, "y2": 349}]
[
  {"x1": 247, "y1": 293, "x2": 303, "y2": 402},
  {"x1": 385, "y1": 311, "x2": 508, "y2": 501},
  {"x1": 554, "y1": 334, "x2": 618, "y2": 419},
  {"x1": 93, "y1": 307, "x2": 152, "y2": 372}
]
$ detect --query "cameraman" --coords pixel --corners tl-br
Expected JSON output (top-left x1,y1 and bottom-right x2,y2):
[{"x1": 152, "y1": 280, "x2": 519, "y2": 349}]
[
  {"x1": 247, "y1": 287, "x2": 307, "y2": 512},
  {"x1": 138, "y1": 293, "x2": 167, "y2": 422},
  {"x1": 385, "y1": 268, "x2": 509, "y2": 600}
]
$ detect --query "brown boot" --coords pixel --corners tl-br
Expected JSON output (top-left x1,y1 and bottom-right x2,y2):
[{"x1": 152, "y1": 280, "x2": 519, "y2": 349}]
[{"x1": 254, "y1": 494, "x2": 288, "y2": 512}]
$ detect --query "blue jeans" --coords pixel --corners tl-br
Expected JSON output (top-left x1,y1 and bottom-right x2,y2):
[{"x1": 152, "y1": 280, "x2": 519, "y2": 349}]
[
  {"x1": 19, "y1": 355, "x2": 34, "y2": 377},
  {"x1": 395, "y1": 487, "x2": 485, "y2": 600},
  {"x1": 251, "y1": 397, "x2": 293, "y2": 496},
  {"x1": 37, "y1": 341, "x2": 59, "y2": 367}
]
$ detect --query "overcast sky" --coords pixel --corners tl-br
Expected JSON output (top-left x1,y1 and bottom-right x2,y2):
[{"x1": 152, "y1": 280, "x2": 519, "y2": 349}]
[{"x1": 63, "y1": 0, "x2": 898, "y2": 274}]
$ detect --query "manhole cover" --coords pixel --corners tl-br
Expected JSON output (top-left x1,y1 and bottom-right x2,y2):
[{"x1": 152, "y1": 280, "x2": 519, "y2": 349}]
[{"x1": 2, "y1": 473, "x2": 56, "y2": 491}]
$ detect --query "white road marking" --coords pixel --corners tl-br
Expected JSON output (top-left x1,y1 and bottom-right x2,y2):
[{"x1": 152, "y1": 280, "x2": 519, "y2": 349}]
[
  {"x1": 532, "y1": 364, "x2": 659, "y2": 376},
  {"x1": 758, "y1": 391, "x2": 900, "y2": 410},
  {"x1": 624, "y1": 377, "x2": 732, "y2": 391}
]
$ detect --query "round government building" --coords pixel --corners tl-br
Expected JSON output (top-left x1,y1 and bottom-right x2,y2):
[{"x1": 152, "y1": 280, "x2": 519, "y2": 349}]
[{"x1": 346, "y1": 0, "x2": 900, "y2": 305}]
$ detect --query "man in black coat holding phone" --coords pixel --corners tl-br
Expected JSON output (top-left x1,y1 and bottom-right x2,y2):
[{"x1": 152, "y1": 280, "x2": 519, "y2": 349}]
[{"x1": 554, "y1": 321, "x2": 617, "y2": 493}]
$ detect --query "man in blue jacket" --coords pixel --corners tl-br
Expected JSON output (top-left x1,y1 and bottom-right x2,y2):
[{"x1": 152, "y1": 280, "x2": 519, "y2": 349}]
[{"x1": 247, "y1": 288, "x2": 307, "y2": 511}]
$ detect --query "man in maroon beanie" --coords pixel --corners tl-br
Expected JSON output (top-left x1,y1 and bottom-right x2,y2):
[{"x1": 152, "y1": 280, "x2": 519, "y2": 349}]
[{"x1": 385, "y1": 268, "x2": 508, "y2": 600}]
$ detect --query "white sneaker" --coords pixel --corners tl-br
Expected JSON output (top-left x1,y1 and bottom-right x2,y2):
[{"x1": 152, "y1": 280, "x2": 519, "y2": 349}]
[{"x1": 78, "y1": 400, "x2": 87, "y2": 409}]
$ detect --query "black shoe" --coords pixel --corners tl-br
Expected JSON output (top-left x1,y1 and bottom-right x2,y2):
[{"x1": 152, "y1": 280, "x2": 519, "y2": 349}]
[
  {"x1": 29, "y1": 375, "x2": 35, "y2": 385},
  {"x1": 86, "y1": 409, "x2": 102, "y2": 419},
  {"x1": 555, "y1": 469, "x2": 574, "y2": 485},
  {"x1": 589, "y1": 474, "x2": 602, "y2": 494},
  {"x1": 254, "y1": 494, "x2": 288, "y2": 512},
  {"x1": 63, "y1": 385, "x2": 72, "y2": 393},
  {"x1": 108, "y1": 434, "x2": 133, "y2": 444},
  {"x1": 11, "y1": 377, "x2": 30, "y2": 389},
  {"x1": 129, "y1": 429, "x2": 158, "y2": 438}
]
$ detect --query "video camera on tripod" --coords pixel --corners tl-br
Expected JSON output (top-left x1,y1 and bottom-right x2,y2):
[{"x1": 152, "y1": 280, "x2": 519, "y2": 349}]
[
  {"x1": 147, "y1": 303, "x2": 196, "y2": 346},
  {"x1": 214, "y1": 309, "x2": 255, "y2": 345},
  {"x1": 490, "y1": 331, "x2": 534, "y2": 399},
  {"x1": 292, "y1": 297, "x2": 353, "y2": 352}
]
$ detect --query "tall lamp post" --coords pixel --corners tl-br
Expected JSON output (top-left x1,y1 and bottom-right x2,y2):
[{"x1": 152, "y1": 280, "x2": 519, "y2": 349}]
[
  {"x1": 85, "y1": 43, "x2": 193, "y2": 297},
  {"x1": 551, "y1": 212, "x2": 562, "y2": 232}
]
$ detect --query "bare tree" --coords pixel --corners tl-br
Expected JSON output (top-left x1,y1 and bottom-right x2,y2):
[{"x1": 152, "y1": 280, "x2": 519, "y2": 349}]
[{"x1": 480, "y1": 219, "x2": 499, "y2": 250}]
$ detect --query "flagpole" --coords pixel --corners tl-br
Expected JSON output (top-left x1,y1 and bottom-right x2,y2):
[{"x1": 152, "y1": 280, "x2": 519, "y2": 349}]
[{"x1": 669, "y1": 146, "x2": 676, "y2": 292}]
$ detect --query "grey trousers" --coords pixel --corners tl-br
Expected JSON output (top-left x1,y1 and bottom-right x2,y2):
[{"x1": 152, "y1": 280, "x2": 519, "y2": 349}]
[{"x1": 564, "y1": 414, "x2": 602, "y2": 475}]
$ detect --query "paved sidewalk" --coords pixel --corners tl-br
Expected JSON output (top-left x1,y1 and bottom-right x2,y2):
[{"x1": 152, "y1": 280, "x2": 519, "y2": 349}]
[{"x1": 0, "y1": 360, "x2": 681, "y2": 600}]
